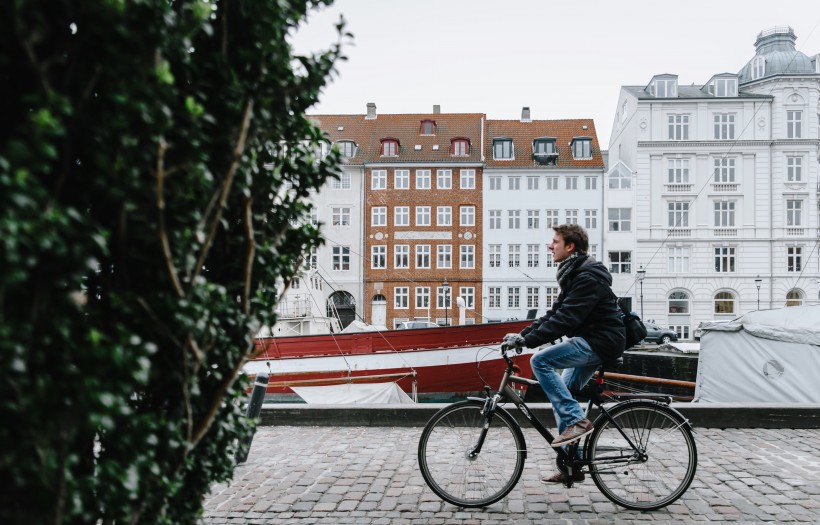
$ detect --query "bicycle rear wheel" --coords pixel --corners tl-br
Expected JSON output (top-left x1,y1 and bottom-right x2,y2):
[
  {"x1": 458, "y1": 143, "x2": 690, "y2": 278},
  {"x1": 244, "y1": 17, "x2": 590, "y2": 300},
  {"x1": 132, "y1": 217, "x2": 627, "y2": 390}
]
[
  {"x1": 418, "y1": 400, "x2": 526, "y2": 508},
  {"x1": 586, "y1": 400, "x2": 697, "y2": 511}
]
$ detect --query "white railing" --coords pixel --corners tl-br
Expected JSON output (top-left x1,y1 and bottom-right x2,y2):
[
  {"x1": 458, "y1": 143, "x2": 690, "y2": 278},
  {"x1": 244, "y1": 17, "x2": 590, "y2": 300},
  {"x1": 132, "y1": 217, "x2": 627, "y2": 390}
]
[
  {"x1": 665, "y1": 184, "x2": 693, "y2": 193},
  {"x1": 786, "y1": 228, "x2": 805, "y2": 236},
  {"x1": 712, "y1": 183, "x2": 738, "y2": 192},
  {"x1": 714, "y1": 228, "x2": 738, "y2": 237},
  {"x1": 668, "y1": 228, "x2": 691, "y2": 237}
]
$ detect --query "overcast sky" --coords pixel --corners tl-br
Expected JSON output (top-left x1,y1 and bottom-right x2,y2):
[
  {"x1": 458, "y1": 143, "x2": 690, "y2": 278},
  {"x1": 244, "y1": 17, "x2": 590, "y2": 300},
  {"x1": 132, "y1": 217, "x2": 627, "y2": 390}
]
[{"x1": 291, "y1": 0, "x2": 820, "y2": 148}]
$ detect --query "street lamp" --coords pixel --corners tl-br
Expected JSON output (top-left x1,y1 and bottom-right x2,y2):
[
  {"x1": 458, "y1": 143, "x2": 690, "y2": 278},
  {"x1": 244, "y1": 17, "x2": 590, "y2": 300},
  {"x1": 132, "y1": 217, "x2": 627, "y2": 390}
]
[
  {"x1": 636, "y1": 266, "x2": 646, "y2": 319},
  {"x1": 755, "y1": 275, "x2": 763, "y2": 310},
  {"x1": 442, "y1": 278, "x2": 450, "y2": 326}
]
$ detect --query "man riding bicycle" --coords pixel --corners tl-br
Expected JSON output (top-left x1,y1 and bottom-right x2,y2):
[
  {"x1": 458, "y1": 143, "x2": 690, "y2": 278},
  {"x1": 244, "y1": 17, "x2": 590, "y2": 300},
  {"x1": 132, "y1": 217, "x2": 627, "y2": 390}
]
[{"x1": 504, "y1": 224, "x2": 625, "y2": 483}]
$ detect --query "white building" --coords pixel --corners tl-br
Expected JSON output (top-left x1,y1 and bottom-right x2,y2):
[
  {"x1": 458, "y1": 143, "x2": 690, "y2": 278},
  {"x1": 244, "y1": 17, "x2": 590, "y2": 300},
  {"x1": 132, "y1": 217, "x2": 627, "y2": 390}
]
[{"x1": 608, "y1": 27, "x2": 820, "y2": 339}]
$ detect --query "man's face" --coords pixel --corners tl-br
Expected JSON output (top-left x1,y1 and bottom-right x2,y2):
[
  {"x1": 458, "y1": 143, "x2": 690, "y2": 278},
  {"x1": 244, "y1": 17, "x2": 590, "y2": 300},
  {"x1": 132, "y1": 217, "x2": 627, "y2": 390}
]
[{"x1": 549, "y1": 233, "x2": 575, "y2": 263}]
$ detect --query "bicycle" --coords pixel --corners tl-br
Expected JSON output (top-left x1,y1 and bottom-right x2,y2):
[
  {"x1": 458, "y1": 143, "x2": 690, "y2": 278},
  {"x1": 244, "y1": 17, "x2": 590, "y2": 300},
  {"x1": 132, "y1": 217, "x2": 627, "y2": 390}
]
[{"x1": 417, "y1": 341, "x2": 697, "y2": 511}]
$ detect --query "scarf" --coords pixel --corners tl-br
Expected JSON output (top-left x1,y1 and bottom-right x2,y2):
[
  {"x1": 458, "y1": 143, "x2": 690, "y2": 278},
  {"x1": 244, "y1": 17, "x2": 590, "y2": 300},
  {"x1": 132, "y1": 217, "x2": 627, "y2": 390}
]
[{"x1": 556, "y1": 252, "x2": 586, "y2": 291}]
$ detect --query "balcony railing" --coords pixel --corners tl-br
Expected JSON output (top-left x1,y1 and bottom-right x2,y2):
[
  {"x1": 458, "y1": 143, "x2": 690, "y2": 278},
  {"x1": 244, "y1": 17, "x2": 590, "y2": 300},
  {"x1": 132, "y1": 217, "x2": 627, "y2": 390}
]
[
  {"x1": 665, "y1": 184, "x2": 693, "y2": 193},
  {"x1": 714, "y1": 228, "x2": 738, "y2": 237},
  {"x1": 712, "y1": 183, "x2": 739, "y2": 192},
  {"x1": 786, "y1": 228, "x2": 805, "y2": 236},
  {"x1": 668, "y1": 228, "x2": 691, "y2": 237}
]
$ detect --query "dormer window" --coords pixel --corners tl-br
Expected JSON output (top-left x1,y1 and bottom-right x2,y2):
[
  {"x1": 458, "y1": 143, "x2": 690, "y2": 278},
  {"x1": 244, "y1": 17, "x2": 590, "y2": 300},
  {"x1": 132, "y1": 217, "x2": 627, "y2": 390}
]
[
  {"x1": 451, "y1": 138, "x2": 470, "y2": 156},
  {"x1": 380, "y1": 138, "x2": 399, "y2": 157},
  {"x1": 493, "y1": 138, "x2": 514, "y2": 160},
  {"x1": 651, "y1": 77, "x2": 677, "y2": 97},
  {"x1": 571, "y1": 137, "x2": 592, "y2": 160},
  {"x1": 335, "y1": 140, "x2": 357, "y2": 158},
  {"x1": 533, "y1": 138, "x2": 558, "y2": 165},
  {"x1": 752, "y1": 56, "x2": 766, "y2": 80},
  {"x1": 708, "y1": 77, "x2": 738, "y2": 97},
  {"x1": 420, "y1": 120, "x2": 436, "y2": 135}
]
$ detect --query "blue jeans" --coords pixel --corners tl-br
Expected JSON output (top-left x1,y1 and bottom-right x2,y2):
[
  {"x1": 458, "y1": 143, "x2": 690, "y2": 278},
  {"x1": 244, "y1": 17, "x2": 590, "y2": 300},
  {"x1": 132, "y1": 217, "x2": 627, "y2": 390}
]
[{"x1": 530, "y1": 337, "x2": 601, "y2": 436}]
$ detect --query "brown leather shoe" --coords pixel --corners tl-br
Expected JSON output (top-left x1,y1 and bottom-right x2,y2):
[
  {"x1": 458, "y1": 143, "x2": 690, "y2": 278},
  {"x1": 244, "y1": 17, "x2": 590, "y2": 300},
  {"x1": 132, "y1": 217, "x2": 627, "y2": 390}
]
[
  {"x1": 541, "y1": 470, "x2": 585, "y2": 483},
  {"x1": 551, "y1": 419, "x2": 594, "y2": 448}
]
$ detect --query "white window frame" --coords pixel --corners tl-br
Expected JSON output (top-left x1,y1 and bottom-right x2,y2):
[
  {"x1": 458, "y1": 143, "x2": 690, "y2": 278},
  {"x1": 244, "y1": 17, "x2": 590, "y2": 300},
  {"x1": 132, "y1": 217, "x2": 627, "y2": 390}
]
[
  {"x1": 415, "y1": 169, "x2": 431, "y2": 189},
  {"x1": 394, "y1": 245, "x2": 409, "y2": 268},
  {"x1": 714, "y1": 201, "x2": 736, "y2": 227},
  {"x1": 416, "y1": 206, "x2": 431, "y2": 226},
  {"x1": 459, "y1": 287, "x2": 475, "y2": 309},
  {"x1": 608, "y1": 208, "x2": 631, "y2": 232},
  {"x1": 508, "y1": 210, "x2": 521, "y2": 229},
  {"x1": 489, "y1": 210, "x2": 501, "y2": 230},
  {"x1": 527, "y1": 176, "x2": 539, "y2": 190},
  {"x1": 331, "y1": 172, "x2": 351, "y2": 189},
  {"x1": 371, "y1": 245, "x2": 386, "y2": 269},
  {"x1": 331, "y1": 206, "x2": 351, "y2": 226},
  {"x1": 371, "y1": 169, "x2": 387, "y2": 190},
  {"x1": 460, "y1": 206, "x2": 475, "y2": 227},
  {"x1": 394, "y1": 287, "x2": 409, "y2": 309},
  {"x1": 508, "y1": 176, "x2": 521, "y2": 190},
  {"x1": 584, "y1": 209, "x2": 597, "y2": 230},
  {"x1": 787, "y1": 110, "x2": 802, "y2": 139},
  {"x1": 371, "y1": 206, "x2": 387, "y2": 227},
  {"x1": 787, "y1": 155, "x2": 803, "y2": 182},
  {"x1": 668, "y1": 114, "x2": 689, "y2": 140},
  {"x1": 714, "y1": 157, "x2": 736, "y2": 183},
  {"x1": 436, "y1": 206, "x2": 452, "y2": 226},
  {"x1": 714, "y1": 247, "x2": 736, "y2": 273},
  {"x1": 527, "y1": 244, "x2": 539, "y2": 268},
  {"x1": 415, "y1": 244, "x2": 431, "y2": 269},
  {"x1": 508, "y1": 244, "x2": 520, "y2": 268},
  {"x1": 415, "y1": 287, "x2": 430, "y2": 308},
  {"x1": 437, "y1": 169, "x2": 452, "y2": 189},
  {"x1": 460, "y1": 245, "x2": 475, "y2": 269},
  {"x1": 394, "y1": 206, "x2": 410, "y2": 227},
  {"x1": 608, "y1": 251, "x2": 632, "y2": 274},
  {"x1": 488, "y1": 244, "x2": 501, "y2": 268},
  {"x1": 394, "y1": 169, "x2": 410, "y2": 189},
  {"x1": 545, "y1": 177, "x2": 558, "y2": 190},
  {"x1": 565, "y1": 209, "x2": 578, "y2": 225},
  {"x1": 460, "y1": 169, "x2": 475, "y2": 189},
  {"x1": 527, "y1": 210, "x2": 540, "y2": 229},
  {"x1": 437, "y1": 244, "x2": 452, "y2": 269},
  {"x1": 488, "y1": 287, "x2": 501, "y2": 308},
  {"x1": 667, "y1": 201, "x2": 690, "y2": 228},
  {"x1": 667, "y1": 246, "x2": 691, "y2": 273},
  {"x1": 787, "y1": 246, "x2": 802, "y2": 272},
  {"x1": 507, "y1": 287, "x2": 520, "y2": 308},
  {"x1": 667, "y1": 159, "x2": 690, "y2": 183},
  {"x1": 489, "y1": 176, "x2": 501, "y2": 190},
  {"x1": 332, "y1": 245, "x2": 351, "y2": 271},
  {"x1": 713, "y1": 113, "x2": 735, "y2": 140},
  {"x1": 545, "y1": 209, "x2": 559, "y2": 228},
  {"x1": 527, "y1": 287, "x2": 539, "y2": 309},
  {"x1": 786, "y1": 199, "x2": 803, "y2": 226}
]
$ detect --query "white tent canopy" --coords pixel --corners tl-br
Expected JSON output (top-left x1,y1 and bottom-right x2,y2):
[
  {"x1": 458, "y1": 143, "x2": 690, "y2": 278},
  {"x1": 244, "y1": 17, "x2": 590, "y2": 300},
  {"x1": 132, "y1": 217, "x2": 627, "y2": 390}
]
[
  {"x1": 694, "y1": 305, "x2": 820, "y2": 403},
  {"x1": 291, "y1": 382, "x2": 414, "y2": 404}
]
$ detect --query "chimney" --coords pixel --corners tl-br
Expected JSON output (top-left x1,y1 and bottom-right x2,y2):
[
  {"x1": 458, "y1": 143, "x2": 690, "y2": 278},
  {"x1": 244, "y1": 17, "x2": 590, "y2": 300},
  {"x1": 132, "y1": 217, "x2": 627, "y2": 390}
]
[
  {"x1": 433, "y1": 104, "x2": 441, "y2": 114},
  {"x1": 521, "y1": 106, "x2": 531, "y2": 123},
  {"x1": 366, "y1": 102, "x2": 377, "y2": 120}
]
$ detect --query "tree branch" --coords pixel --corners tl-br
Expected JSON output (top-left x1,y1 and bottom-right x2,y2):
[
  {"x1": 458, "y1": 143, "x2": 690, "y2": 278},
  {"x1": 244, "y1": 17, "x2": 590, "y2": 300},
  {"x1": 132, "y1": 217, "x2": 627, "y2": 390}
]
[
  {"x1": 241, "y1": 196, "x2": 254, "y2": 315},
  {"x1": 156, "y1": 138, "x2": 185, "y2": 297}
]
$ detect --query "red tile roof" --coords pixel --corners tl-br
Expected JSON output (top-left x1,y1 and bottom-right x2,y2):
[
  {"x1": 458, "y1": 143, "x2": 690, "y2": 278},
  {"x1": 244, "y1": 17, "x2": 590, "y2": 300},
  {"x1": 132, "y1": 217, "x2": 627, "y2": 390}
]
[{"x1": 484, "y1": 119, "x2": 604, "y2": 169}]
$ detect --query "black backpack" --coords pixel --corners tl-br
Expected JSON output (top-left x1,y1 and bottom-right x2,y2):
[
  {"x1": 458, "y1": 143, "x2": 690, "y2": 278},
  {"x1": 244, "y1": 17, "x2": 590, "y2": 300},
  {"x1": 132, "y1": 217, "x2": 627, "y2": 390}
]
[{"x1": 616, "y1": 297, "x2": 647, "y2": 350}]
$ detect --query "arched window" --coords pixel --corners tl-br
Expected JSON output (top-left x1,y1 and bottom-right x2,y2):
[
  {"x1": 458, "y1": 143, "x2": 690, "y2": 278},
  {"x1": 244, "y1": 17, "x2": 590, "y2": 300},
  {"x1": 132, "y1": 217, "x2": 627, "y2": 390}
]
[
  {"x1": 451, "y1": 138, "x2": 470, "y2": 156},
  {"x1": 668, "y1": 291, "x2": 690, "y2": 314},
  {"x1": 327, "y1": 291, "x2": 356, "y2": 329},
  {"x1": 714, "y1": 291, "x2": 736, "y2": 314},
  {"x1": 380, "y1": 138, "x2": 399, "y2": 156},
  {"x1": 786, "y1": 289, "x2": 804, "y2": 307}
]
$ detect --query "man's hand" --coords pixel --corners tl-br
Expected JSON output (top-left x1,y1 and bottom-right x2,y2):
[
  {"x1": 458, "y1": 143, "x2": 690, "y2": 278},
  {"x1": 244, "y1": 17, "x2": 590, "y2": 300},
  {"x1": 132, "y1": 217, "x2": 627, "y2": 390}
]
[{"x1": 501, "y1": 333, "x2": 526, "y2": 353}]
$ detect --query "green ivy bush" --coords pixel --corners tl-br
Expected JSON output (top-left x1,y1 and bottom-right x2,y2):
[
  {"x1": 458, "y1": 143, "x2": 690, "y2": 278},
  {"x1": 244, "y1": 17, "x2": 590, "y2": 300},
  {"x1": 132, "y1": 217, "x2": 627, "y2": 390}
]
[{"x1": 0, "y1": 1, "x2": 346, "y2": 523}]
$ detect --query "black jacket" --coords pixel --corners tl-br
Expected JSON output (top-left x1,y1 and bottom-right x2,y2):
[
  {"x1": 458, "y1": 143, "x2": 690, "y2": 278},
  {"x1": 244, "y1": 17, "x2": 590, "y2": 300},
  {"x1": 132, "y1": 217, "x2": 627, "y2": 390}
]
[{"x1": 521, "y1": 256, "x2": 626, "y2": 362}]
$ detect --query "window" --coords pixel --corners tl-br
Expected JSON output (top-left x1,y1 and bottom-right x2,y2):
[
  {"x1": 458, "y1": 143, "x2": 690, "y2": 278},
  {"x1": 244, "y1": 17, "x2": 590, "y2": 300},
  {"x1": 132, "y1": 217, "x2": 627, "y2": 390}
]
[
  {"x1": 437, "y1": 169, "x2": 452, "y2": 189},
  {"x1": 394, "y1": 245, "x2": 409, "y2": 268},
  {"x1": 786, "y1": 200, "x2": 803, "y2": 226},
  {"x1": 585, "y1": 176, "x2": 597, "y2": 190},
  {"x1": 668, "y1": 291, "x2": 690, "y2": 314},
  {"x1": 667, "y1": 246, "x2": 691, "y2": 273},
  {"x1": 460, "y1": 169, "x2": 475, "y2": 189},
  {"x1": 565, "y1": 177, "x2": 578, "y2": 190},
  {"x1": 420, "y1": 120, "x2": 435, "y2": 135},
  {"x1": 371, "y1": 245, "x2": 386, "y2": 268},
  {"x1": 545, "y1": 287, "x2": 559, "y2": 307},
  {"x1": 527, "y1": 210, "x2": 540, "y2": 229},
  {"x1": 371, "y1": 206, "x2": 386, "y2": 227},
  {"x1": 489, "y1": 176, "x2": 501, "y2": 190},
  {"x1": 714, "y1": 158, "x2": 736, "y2": 183},
  {"x1": 508, "y1": 244, "x2": 520, "y2": 267},
  {"x1": 668, "y1": 114, "x2": 689, "y2": 140},
  {"x1": 331, "y1": 207, "x2": 351, "y2": 226},
  {"x1": 714, "y1": 291, "x2": 736, "y2": 314},
  {"x1": 395, "y1": 206, "x2": 410, "y2": 227},
  {"x1": 527, "y1": 287, "x2": 539, "y2": 309},
  {"x1": 460, "y1": 206, "x2": 475, "y2": 226},
  {"x1": 488, "y1": 245, "x2": 501, "y2": 268},
  {"x1": 331, "y1": 172, "x2": 351, "y2": 189},
  {"x1": 787, "y1": 156, "x2": 803, "y2": 182},
  {"x1": 508, "y1": 176, "x2": 521, "y2": 190},
  {"x1": 711, "y1": 77, "x2": 737, "y2": 97},
  {"x1": 508, "y1": 210, "x2": 521, "y2": 229},
  {"x1": 381, "y1": 139, "x2": 398, "y2": 156},
  {"x1": 533, "y1": 138, "x2": 557, "y2": 157},
  {"x1": 714, "y1": 247, "x2": 736, "y2": 272},
  {"x1": 415, "y1": 287, "x2": 430, "y2": 308},
  {"x1": 527, "y1": 244, "x2": 539, "y2": 268},
  {"x1": 436, "y1": 286, "x2": 451, "y2": 309},
  {"x1": 335, "y1": 140, "x2": 357, "y2": 158},
  {"x1": 307, "y1": 247, "x2": 317, "y2": 270},
  {"x1": 786, "y1": 289, "x2": 804, "y2": 307},
  {"x1": 437, "y1": 244, "x2": 452, "y2": 268},
  {"x1": 608, "y1": 208, "x2": 631, "y2": 231},
  {"x1": 394, "y1": 287, "x2": 409, "y2": 309},
  {"x1": 752, "y1": 56, "x2": 765, "y2": 79},
  {"x1": 527, "y1": 176, "x2": 539, "y2": 190},
  {"x1": 545, "y1": 251, "x2": 555, "y2": 268},
  {"x1": 654, "y1": 78, "x2": 677, "y2": 97},
  {"x1": 460, "y1": 245, "x2": 475, "y2": 268},
  {"x1": 714, "y1": 201, "x2": 735, "y2": 227},
  {"x1": 415, "y1": 245, "x2": 431, "y2": 268},
  {"x1": 416, "y1": 206, "x2": 431, "y2": 226},
  {"x1": 667, "y1": 159, "x2": 690, "y2": 183},
  {"x1": 608, "y1": 251, "x2": 631, "y2": 274},
  {"x1": 545, "y1": 177, "x2": 559, "y2": 190},
  {"x1": 714, "y1": 113, "x2": 735, "y2": 140},
  {"x1": 545, "y1": 209, "x2": 559, "y2": 227},
  {"x1": 416, "y1": 169, "x2": 431, "y2": 189},
  {"x1": 787, "y1": 110, "x2": 802, "y2": 138},
  {"x1": 584, "y1": 210, "x2": 597, "y2": 229},
  {"x1": 507, "y1": 287, "x2": 520, "y2": 308},
  {"x1": 589, "y1": 244, "x2": 598, "y2": 260},
  {"x1": 460, "y1": 287, "x2": 475, "y2": 309},
  {"x1": 437, "y1": 206, "x2": 451, "y2": 226},
  {"x1": 493, "y1": 138, "x2": 514, "y2": 159},
  {"x1": 667, "y1": 202, "x2": 689, "y2": 228},
  {"x1": 452, "y1": 139, "x2": 469, "y2": 156},
  {"x1": 571, "y1": 138, "x2": 592, "y2": 159},
  {"x1": 394, "y1": 169, "x2": 409, "y2": 189},
  {"x1": 488, "y1": 287, "x2": 501, "y2": 308},
  {"x1": 489, "y1": 210, "x2": 501, "y2": 229},
  {"x1": 371, "y1": 169, "x2": 387, "y2": 189},
  {"x1": 787, "y1": 246, "x2": 802, "y2": 272},
  {"x1": 332, "y1": 246, "x2": 350, "y2": 271},
  {"x1": 565, "y1": 209, "x2": 578, "y2": 225}
]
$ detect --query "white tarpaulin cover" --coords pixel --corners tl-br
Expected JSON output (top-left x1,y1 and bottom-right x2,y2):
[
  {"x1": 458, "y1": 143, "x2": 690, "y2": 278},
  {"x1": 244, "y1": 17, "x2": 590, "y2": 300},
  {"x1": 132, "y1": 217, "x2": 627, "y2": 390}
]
[
  {"x1": 291, "y1": 382, "x2": 415, "y2": 404},
  {"x1": 694, "y1": 305, "x2": 820, "y2": 403}
]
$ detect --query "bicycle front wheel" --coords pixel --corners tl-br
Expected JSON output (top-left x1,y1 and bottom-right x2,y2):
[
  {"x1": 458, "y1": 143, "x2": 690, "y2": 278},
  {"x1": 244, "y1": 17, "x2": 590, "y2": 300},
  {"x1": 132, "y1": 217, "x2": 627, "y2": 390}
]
[
  {"x1": 418, "y1": 400, "x2": 526, "y2": 508},
  {"x1": 586, "y1": 400, "x2": 697, "y2": 511}
]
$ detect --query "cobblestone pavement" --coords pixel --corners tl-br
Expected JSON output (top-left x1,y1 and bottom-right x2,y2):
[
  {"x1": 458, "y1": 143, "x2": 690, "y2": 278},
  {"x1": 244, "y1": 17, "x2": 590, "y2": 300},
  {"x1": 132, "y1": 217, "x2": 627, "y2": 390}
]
[{"x1": 203, "y1": 426, "x2": 820, "y2": 524}]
